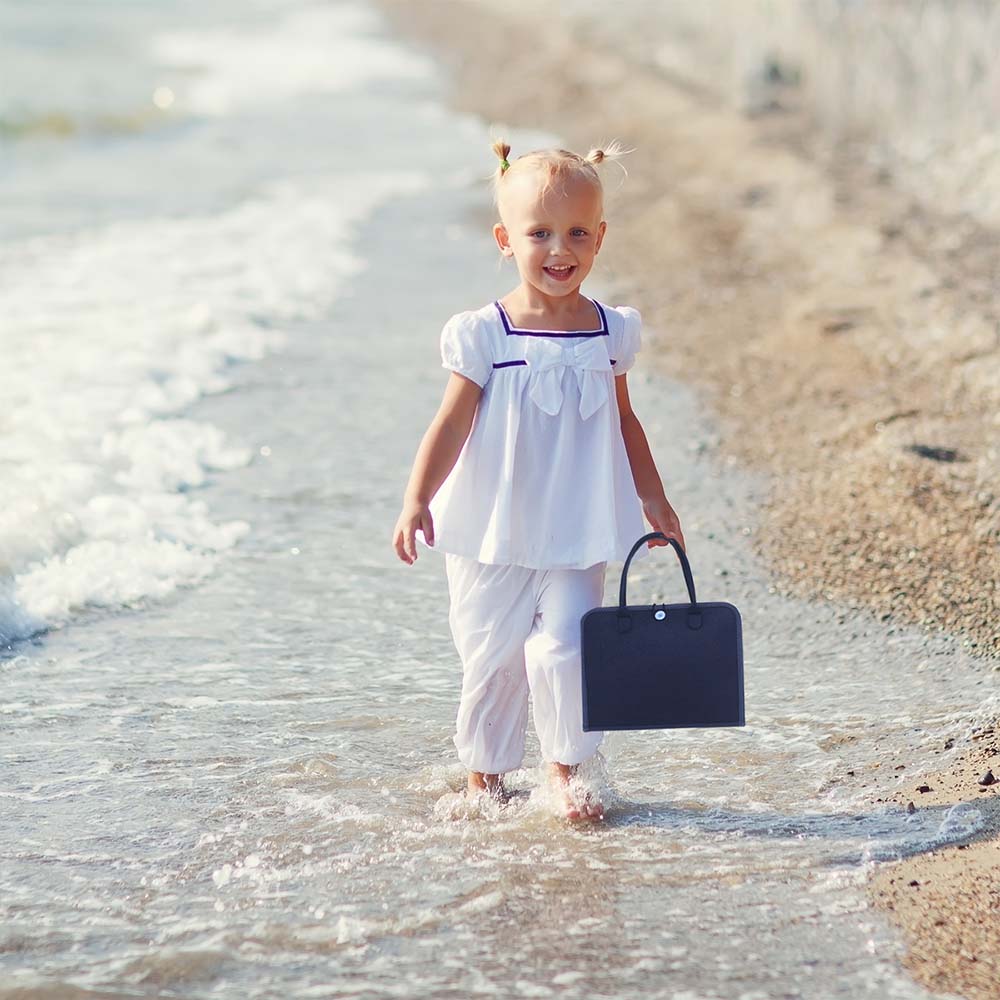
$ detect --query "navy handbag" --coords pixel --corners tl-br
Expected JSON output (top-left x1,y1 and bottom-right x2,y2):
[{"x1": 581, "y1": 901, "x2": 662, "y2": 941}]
[{"x1": 580, "y1": 532, "x2": 745, "y2": 731}]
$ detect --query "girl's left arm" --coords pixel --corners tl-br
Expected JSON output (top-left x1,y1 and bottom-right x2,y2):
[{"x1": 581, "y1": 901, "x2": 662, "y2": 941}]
[{"x1": 615, "y1": 374, "x2": 686, "y2": 551}]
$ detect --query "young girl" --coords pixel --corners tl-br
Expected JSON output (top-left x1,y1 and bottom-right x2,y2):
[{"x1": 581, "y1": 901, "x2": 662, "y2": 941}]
[{"x1": 392, "y1": 139, "x2": 685, "y2": 822}]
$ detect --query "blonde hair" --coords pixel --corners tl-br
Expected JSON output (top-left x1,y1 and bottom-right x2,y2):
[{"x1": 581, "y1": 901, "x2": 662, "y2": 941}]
[{"x1": 489, "y1": 138, "x2": 634, "y2": 214}]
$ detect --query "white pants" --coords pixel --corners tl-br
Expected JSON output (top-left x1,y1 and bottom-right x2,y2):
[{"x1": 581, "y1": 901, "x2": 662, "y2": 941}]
[{"x1": 444, "y1": 553, "x2": 607, "y2": 774}]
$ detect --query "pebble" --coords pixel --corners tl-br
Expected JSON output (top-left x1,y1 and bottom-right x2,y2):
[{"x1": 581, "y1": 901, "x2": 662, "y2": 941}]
[{"x1": 977, "y1": 769, "x2": 996, "y2": 786}]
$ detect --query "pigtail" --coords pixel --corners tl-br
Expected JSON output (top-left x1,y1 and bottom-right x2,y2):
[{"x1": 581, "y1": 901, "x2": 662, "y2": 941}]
[
  {"x1": 492, "y1": 138, "x2": 512, "y2": 173},
  {"x1": 584, "y1": 139, "x2": 635, "y2": 180},
  {"x1": 489, "y1": 137, "x2": 513, "y2": 209}
]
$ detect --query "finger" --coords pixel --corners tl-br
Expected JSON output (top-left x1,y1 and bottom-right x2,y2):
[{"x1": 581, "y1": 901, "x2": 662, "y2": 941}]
[
  {"x1": 406, "y1": 527, "x2": 417, "y2": 562},
  {"x1": 423, "y1": 512, "x2": 435, "y2": 547},
  {"x1": 394, "y1": 527, "x2": 411, "y2": 563}
]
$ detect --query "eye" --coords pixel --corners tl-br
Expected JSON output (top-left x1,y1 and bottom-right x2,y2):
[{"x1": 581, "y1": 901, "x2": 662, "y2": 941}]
[
  {"x1": 531, "y1": 230, "x2": 548, "y2": 238},
  {"x1": 572, "y1": 229, "x2": 588, "y2": 237}
]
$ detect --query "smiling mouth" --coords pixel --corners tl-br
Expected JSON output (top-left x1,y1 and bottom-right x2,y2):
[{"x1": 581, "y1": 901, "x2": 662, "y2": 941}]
[{"x1": 544, "y1": 265, "x2": 577, "y2": 279}]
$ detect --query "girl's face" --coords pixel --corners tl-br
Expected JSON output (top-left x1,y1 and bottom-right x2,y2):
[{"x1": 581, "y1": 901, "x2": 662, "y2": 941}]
[{"x1": 493, "y1": 171, "x2": 607, "y2": 300}]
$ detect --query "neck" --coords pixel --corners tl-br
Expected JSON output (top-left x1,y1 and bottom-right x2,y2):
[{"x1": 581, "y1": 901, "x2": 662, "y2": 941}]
[{"x1": 505, "y1": 285, "x2": 588, "y2": 321}]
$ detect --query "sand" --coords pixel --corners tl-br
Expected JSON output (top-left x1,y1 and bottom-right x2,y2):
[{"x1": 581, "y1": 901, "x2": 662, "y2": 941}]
[
  {"x1": 867, "y1": 733, "x2": 1000, "y2": 1000},
  {"x1": 375, "y1": 1, "x2": 1000, "y2": 995}
]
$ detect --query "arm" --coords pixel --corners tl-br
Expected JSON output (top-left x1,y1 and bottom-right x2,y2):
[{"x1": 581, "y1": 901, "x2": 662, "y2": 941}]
[
  {"x1": 393, "y1": 372, "x2": 483, "y2": 564},
  {"x1": 615, "y1": 373, "x2": 686, "y2": 551}
]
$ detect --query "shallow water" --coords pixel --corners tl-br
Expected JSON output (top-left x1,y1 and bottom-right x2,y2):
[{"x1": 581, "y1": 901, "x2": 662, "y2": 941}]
[{"x1": 2, "y1": 2, "x2": 998, "y2": 998}]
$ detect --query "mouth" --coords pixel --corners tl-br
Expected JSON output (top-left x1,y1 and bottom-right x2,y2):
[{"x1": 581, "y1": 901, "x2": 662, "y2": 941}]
[{"x1": 543, "y1": 264, "x2": 577, "y2": 281}]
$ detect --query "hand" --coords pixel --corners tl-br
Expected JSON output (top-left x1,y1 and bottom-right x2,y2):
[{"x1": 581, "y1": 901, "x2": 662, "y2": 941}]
[
  {"x1": 641, "y1": 497, "x2": 685, "y2": 552},
  {"x1": 392, "y1": 498, "x2": 434, "y2": 565}
]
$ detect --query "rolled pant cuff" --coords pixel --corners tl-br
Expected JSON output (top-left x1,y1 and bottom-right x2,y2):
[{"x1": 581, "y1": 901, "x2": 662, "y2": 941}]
[
  {"x1": 456, "y1": 750, "x2": 525, "y2": 775},
  {"x1": 543, "y1": 739, "x2": 604, "y2": 768}
]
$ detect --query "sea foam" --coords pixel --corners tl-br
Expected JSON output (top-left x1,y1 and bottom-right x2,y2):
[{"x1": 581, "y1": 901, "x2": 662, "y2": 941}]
[{"x1": 0, "y1": 170, "x2": 426, "y2": 644}]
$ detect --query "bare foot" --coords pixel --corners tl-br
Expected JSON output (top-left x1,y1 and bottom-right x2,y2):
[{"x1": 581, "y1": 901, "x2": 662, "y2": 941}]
[
  {"x1": 548, "y1": 762, "x2": 605, "y2": 821},
  {"x1": 467, "y1": 771, "x2": 511, "y2": 805}
]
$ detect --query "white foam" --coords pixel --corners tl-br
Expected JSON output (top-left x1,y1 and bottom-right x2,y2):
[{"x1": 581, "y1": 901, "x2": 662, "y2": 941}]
[
  {"x1": 0, "y1": 170, "x2": 427, "y2": 643},
  {"x1": 937, "y1": 802, "x2": 984, "y2": 839}
]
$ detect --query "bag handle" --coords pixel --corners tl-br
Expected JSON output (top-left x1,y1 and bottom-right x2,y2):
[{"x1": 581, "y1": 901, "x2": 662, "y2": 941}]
[{"x1": 619, "y1": 532, "x2": 697, "y2": 608}]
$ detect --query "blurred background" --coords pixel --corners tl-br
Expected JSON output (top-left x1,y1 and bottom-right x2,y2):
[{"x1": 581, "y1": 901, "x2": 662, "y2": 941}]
[{"x1": 590, "y1": 0, "x2": 1000, "y2": 228}]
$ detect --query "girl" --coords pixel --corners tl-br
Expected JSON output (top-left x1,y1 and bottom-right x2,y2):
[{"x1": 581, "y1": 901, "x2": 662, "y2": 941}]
[{"x1": 392, "y1": 139, "x2": 685, "y2": 822}]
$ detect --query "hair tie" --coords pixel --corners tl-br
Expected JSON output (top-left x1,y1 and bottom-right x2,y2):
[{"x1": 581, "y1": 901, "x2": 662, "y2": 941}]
[{"x1": 500, "y1": 158, "x2": 510, "y2": 172}]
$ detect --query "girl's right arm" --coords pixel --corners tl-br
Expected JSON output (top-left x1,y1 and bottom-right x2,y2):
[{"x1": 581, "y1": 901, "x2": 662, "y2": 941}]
[{"x1": 392, "y1": 373, "x2": 483, "y2": 565}]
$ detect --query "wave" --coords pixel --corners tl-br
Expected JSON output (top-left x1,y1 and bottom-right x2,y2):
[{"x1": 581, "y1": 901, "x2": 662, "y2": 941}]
[{"x1": 0, "y1": 168, "x2": 427, "y2": 646}]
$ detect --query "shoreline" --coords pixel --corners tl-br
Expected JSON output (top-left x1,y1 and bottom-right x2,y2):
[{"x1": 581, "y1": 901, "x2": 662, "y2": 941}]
[{"x1": 375, "y1": 1, "x2": 1000, "y2": 996}]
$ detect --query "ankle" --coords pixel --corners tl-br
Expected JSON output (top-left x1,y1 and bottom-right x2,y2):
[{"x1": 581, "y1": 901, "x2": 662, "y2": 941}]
[
  {"x1": 468, "y1": 771, "x2": 505, "y2": 797},
  {"x1": 548, "y1": 761, "x2": 577, "y2": 783}
]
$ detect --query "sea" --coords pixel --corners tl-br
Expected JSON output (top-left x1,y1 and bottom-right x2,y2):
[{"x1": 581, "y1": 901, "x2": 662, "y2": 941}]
[{"x1": 1, "y1": 2, "x2": 997, "y2": 997}]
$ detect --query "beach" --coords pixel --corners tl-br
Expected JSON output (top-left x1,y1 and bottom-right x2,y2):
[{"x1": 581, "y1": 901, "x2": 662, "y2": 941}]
[
  {"x1": 376, "y1": 0, "x2": 1000, "y2": 996},
  {"x1": 2, "y1": 0, "x2": 998, "y2": 996}
]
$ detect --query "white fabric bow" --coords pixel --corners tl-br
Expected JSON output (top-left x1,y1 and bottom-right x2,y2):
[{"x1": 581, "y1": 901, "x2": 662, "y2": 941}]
[{"x1": 524, "y1": 337, "x2": 612, "y2": 419}]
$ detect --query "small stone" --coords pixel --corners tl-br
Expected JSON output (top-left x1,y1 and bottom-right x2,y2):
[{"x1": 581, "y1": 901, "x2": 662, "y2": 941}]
[
  {"x1": 906, "y1": 801, "x2": 916, "y2": 814},
  {"x1": 909, "y1": 880, "x2": 920, "y2": 887},
  {"x1": 977, "y1": 769, "x2": 996, "y2": 786},
  {"x1": 917, "y1": 784, "x2": 932, "y2": 793}
]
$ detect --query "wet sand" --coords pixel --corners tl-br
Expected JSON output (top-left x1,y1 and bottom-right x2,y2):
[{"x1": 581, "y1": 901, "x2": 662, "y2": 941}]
[
  {"x1": 375, "y1": 1, "x2": 1000, "y2": 996},
  {"x1": 867, "y1": 733, "x2": 1000, "y2": 1000}
]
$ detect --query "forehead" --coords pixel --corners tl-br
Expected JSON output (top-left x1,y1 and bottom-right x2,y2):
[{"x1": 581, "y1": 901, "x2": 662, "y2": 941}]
[{"x1": 500, "y1": 170, "x2": 602, "y2": 223}]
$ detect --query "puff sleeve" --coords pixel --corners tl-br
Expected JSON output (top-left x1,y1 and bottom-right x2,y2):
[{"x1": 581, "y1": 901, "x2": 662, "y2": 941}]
[
  {"x1": 612, "y1": 305, "x2": 642, "y2": 375},
  {"x1": 440, "y1": 311, "x2": 492, "y2": 388}
]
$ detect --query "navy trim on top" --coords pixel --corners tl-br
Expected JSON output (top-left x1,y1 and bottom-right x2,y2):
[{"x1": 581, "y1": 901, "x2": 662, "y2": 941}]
[
  {"x1": 492, "y1": 359, "x2": 617, "y2": 369},
  {"x1": 493, "y1": 296, "x2": 609, "y2": 338}
]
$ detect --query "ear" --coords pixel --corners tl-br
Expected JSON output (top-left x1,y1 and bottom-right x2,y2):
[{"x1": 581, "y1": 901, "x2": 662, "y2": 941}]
[
  {"x1": 594, "y1": 220, "x2": 607, "y2": 255},
  {"x1": 493, "y1": 222, "x2": 513, "y2": 257}
]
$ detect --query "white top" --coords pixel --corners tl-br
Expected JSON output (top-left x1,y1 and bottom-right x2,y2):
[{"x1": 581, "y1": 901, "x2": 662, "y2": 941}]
[{"x1": 416, "y1": 295, "x2": 651, "y2": 570}]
